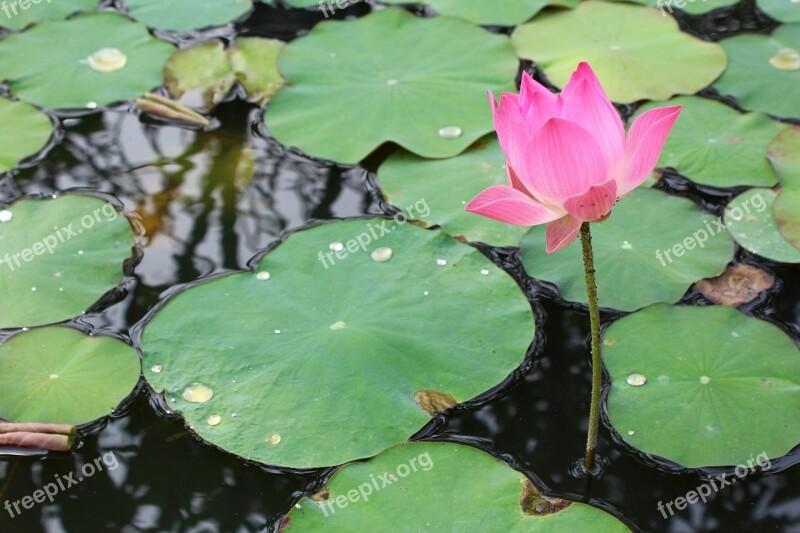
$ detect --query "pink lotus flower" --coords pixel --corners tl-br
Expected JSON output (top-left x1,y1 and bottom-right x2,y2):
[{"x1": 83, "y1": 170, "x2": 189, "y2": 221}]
[{"x1": 465, "y1": 62, "x2": 682, "y2": 253}]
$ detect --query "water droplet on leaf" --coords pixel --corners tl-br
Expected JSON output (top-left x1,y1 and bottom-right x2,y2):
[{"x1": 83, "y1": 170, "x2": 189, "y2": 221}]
[
  {"x1": 182, "y1": 383, "x2": 214, "y2": 403},
  {"x1": 438, "y1": 126, "x2": 462, "y2": 139},
  {"x1": 87, "y1": 47, "x2": 128, "y2": 73},
  {"x1": 627, "y1": 373, "x2": 647, "y2": 386},
  {"x1": 371, "y1": 247, "x2": 393, "y2": 263}
]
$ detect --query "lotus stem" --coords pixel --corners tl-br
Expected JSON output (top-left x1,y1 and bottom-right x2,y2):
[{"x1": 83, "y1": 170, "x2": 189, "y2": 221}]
[{"x1": 580, "y1": 222, "x2": 603, "y2": 473}]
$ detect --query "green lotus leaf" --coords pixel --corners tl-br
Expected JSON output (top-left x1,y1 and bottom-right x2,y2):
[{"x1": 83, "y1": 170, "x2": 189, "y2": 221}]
[
  {"x1": 0, "y1": 327, "x2": 140, "y2": 426},
  {"x1": 714, "y1": 25, "x2": 800, "y2": 119},
  {"x1": 283, "y1": 442, "x2": 630, "y2": 531},
  {"x1": 0, "y1": 98, "x2": 53, "y2": 173},
  {"x1": 0, "y1": 12, "x2": 174, "y2": 110},
  {"x1": 724, "y1": 189, "x2": 800, "y2": 263},
  {"x1": 757, "y1": 0, "x2": 800, "y2": 22},
  {"x1": 378, "y1": 136, "x2": 528, "y2": 247},
  {"x1": 767, "y1": 125, "x2": 800, "y2": 250},
  {"x1": 604, "y1": 304, "x2": 800, "y2": 468},
  {"x1": 634, "y1": 97, "x2": 785, "y2": 188},
  {"x1": 521, "y1": 189, "x2": 734, "y2": 312},
  {"x1": 511, "y1": 1, "x2": 727, "y2": 103},
  {"x1": 141, "y1": 220, "x2": 533, "y2": 468},
  {"x1": 377, "y1": 0, "x2": 580, "y2": 26},
  {"x1": 123, "y1": 0, "x2": 252, "y2": 32},
  {"x1": 264, "y1": 8, "x2": 518, "y2": 164},
  {"x1": 0, "y1": 0, "x2": 98, "y2": 30},
  {"x1": 0, "y1": 195, "x2": 136, "y2": 328},
  {"x1": 165, "y1": 37, "x2": 284, "y2": 108}
]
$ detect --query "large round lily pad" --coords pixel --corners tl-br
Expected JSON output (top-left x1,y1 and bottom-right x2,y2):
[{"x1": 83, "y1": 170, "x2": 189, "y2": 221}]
[
  {"x1": 725, "y1": 189, "x2": 800, "y2": 263},
  {"x1": 0, "y1": 98, "x2": 53, "y2": 173},
  {"x1": 123, "y1": 0, "x2": 252, "y2": 32},
  {"x1": 511, "y1": 1, "x2": 727, "y2": 103},
  {"x1": 604, "y1": 304, "x2": 800, "y2": 468},
  {"x1": 714, "y1": 25, "x2": 800, "y2": 119},
  {"x1": 757, "y1": 0, "x2": 800, "y2": 23},
  {"x1": 141, "y1": 220, "x2": 534, "y2": 468},
  {"x1": 0, "y1": 194, "x2": 136, "y2": 328},
  {"x1": 768, "y1": 125, "x2": 800, "y2": 250},
  {"x1": 0, "y1": 0, "x2": 98, "y2": 31},
  {"x1": 379, "y1": 0, "x2": 580, "y2": 26},
  {"x1": 264, "y1": 8, "x2": 518, "y2": 164},
  {"x1": 521, "y1": 189, "x2": 734, "y2": 312},
  {"x1": 0, "y1": 12, "x2": 174, "y2": 110},
  {"x1": 634, "y1": 97, "x2": 784, "y2": 188},
  {"x1": 0, "y1": 327, "x2": 140, "y2": 426},
  {"x1": 283, "y1": 442, "x2": 630, "y2": 531},
  {"x1": 378, "y1": 136, "x2": 528, "y2": 247}
]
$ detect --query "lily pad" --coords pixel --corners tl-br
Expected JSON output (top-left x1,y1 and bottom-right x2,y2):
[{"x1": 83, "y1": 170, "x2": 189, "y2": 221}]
[
  {"x1": 724, "y1": 189, "x2": 800, "y2": 263},
  {"x1": 123, "y1": 0, "x2": 252, "y2": 32},
  {"x1": 165, "y1": 38, "x2": 284, "y2": 108},
  {"x1": 0, "y1": 0, "x2": 98, "y2": 31},
  {"x1": 511, "y1": 1, "x2": 727, "y2": 103},
  {"x1": 714, "y1": 25, "x2": 800, "y2": 119},
  {"x1": 0, "y1": 12, "x2": 174, "y2": 110},
  {"x1": 604, "y1": 304, "x2": 800, "y2": 468},
  {"x1": 0, "y1": 327, "x2": 140, "y2": 426},
  {"x1": 379, "y1": 0, "x2": 580, "y2": 26},
  {"x1": 264, "y1": 8, "x2": 518, "y2": 164},
  {"x1": 282, "y1": 442, "x2": 629, "y2": 531},
  {"x1": 378, "y1": 136, "x2": 528, "y2": 247},
  {"x1": 758, "y1": 0, "x2": 800, "y2": 23},
  {"x1": 0, "y1": 194, "x2": 136, "y2": 328},
  {"x1": 0, "y1": 98, "x2": 53, "y2": 173},
  {"x1": 521, "y1": 189, "x2": 734, "y2": 312},
  {"x1": 634, "y1": 97, "x2": 784, "y2": 188},
  {"x1": 141, "y1": 220, "x2": 533, "y2": 468},
  {"x1": 768, "y1": 125, "x2": 800, "y2": 250}
]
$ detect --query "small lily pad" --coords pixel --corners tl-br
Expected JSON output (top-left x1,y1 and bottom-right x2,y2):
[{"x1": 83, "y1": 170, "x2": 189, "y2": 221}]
[
  {"x1": 141, "y1": 220, "x2": 534, "y2": 468},
  {"x1": 0, "y1": 12, "x2": 174, "y2": 110},
  {"x1": 0, "y1": 194, "x2": 136, "y2": 328},
  {"x1": 768, "y1": 125, "x2": 800, "y2": 250},
  {"x1": 604, "y1": 304, "x2": 800, "y2": 468},
  {"x1": 0, "y1": 327, "x2": 140, "y2": 426},
  {"x1": 123, "y1": 0, "x2": 253, "y2": 32},
  {"x1": 714, "y1": 25, "x2": 800, "y2": 119},
  {"x1": 0, "y1": 98, "x2": 53, "y2": 173},
  {"x1": 0, "y1": 0, "x2": 98, "y2": 30},
  {"x1": 725, "y1": 189, "x2": 800, "y2": 263},
  {"x1": 521, "y1": 189, "x2": 734, "y2": 312},
  {"x1": 757, "y1": 0, "x2": 800, "y2": 23},
  {"x1": 282, "y1": 442, "x2": 630, "y2": 531},
  {"x1": 511, "y1": 1, "x2": 727, "y2": 103},
  {"x1": 634, "y1": 97, "x2": 784, "y2": 188},
  {"x1": 264, "y1": 8, "x2": 518, "y2": 164},
  {"x1": 378, "y1": 136, "x2": 528, "y2": 247},
  {"x1": 379, "y1": 0, "x2": 580, "y2": 26}
]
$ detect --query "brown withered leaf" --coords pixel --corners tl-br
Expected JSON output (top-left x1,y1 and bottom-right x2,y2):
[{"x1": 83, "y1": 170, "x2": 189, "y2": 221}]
[
  {"x1": 520, "y1": 479, "x2": 571, "y2": 516},
  {"x1": 414, "y1": 390, "x2": 457, "y2": 416},
  {"x1": 695, "y1": 264, "x2": 774, "y2": 306}
]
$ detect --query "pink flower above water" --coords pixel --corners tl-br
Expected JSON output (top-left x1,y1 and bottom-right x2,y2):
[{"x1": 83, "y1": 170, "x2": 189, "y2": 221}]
[{"x1": 465, "y1": 62, "x2": 681, "y2": 253}]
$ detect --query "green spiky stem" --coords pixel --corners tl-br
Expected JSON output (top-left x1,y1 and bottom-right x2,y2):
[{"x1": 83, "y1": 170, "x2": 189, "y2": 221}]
[{"x1": 580, "y1": 222, "x2": 603, "y2": 473}]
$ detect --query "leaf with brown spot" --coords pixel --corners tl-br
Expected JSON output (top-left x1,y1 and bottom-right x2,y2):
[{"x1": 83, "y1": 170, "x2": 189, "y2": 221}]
[
  {"x1": 695, "y1": 264, "x2": 774, "y2": 306},
  {"x1": 520, "y1": 478, "x2": 572, "y2": 516},
  {"x1": 414, "y1": 390, "x2": 457, "y2": 416}
]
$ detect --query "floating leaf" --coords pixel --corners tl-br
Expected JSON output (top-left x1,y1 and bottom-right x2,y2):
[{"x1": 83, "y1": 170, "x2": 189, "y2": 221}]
[
  {"x1": 694, "y1": 263, "x2": 775, "y2": 306},
  {"x1": 768, "y1": 125, "x2": 800, "y2": 250},
  {"x1": 604, "y1": 304, "x2": 800, "y2": 468},
  {"x1": 0, "y1": 327, "x2": 140, "y2": 426},
  {"x1": 757, "y1": 0, "x2": 800, "y2": 23},
  {"x1": 282, "y1": 442, "x2": 629, "y2": 531},
  {"x1": 264, "y1": 8, "x2": 518, "y2": 164},
  {"x1": 725, "y1": 189, "x2": 800, "y2": 263},
  {"x1": 0, "y1": 0, "x2": 98, "y2": 31},
  {"x1": 634, "y1": 97, "x2": 784, "y2": 188},
  {"x1": 714, "y1": 25, "x2": 800, "y2": 119},
  {"x1": 0, "y1": 98, "x2": 53, "y2": 173},
  {"x1": 0, "y1": 194, "x2": 135, "y2": 328},
  {"x1": 378, "y1": 136, "x2": 528, "y2": 247},
  {"x1": 511, "y1": 2, "x2": 727, "y2": 103},
  {"x1": 141, "y1": 220, "x2": 533, "y2": 468},
  {"x1": 0, "y1": 12, "x2": 174, "y2": 110},
  {"x1": 521, "y1": 189, "x2": 734, "y2": 312},
  {"x1": 379, "y1": 0, "x2": 580, "y2": 25},
  {"x1": 123, "y1": 0, "x2": 252, "y2": 32}
]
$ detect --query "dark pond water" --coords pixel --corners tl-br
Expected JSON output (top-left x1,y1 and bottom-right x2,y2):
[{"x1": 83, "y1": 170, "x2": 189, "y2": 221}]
[{"x1": 1, "y1": 2, "x2": 799, "y2": 532}]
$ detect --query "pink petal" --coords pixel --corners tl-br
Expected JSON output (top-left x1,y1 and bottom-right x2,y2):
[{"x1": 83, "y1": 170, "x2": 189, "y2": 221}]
[
  {"x1": 545, "y1": 215, "x2": 583, "y2": 254},
  {"x1": 466, "y1": 185, "x2": 564, "y2": 226},
  {"x1": 506, "y1": 163, "x2": 529, "y2": 195},
  {"x1": 619, "y1": 105, "x2": 682, "y2": 196},
  {"x1": 490, "y1": 91, "x2": 525, "y2": 170},
  {"x1": 560, "y1": 63, "x2": 625, "y2": 179},
  {"x1": 518, "y1": 118, "x2": 608, "y2": 206},
  {"x1": 519, "y1": 72, "x2": 562, "y2": 133},
  {"x1": 563, "y1": 178, "x2": 618, "y2": 222}
]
